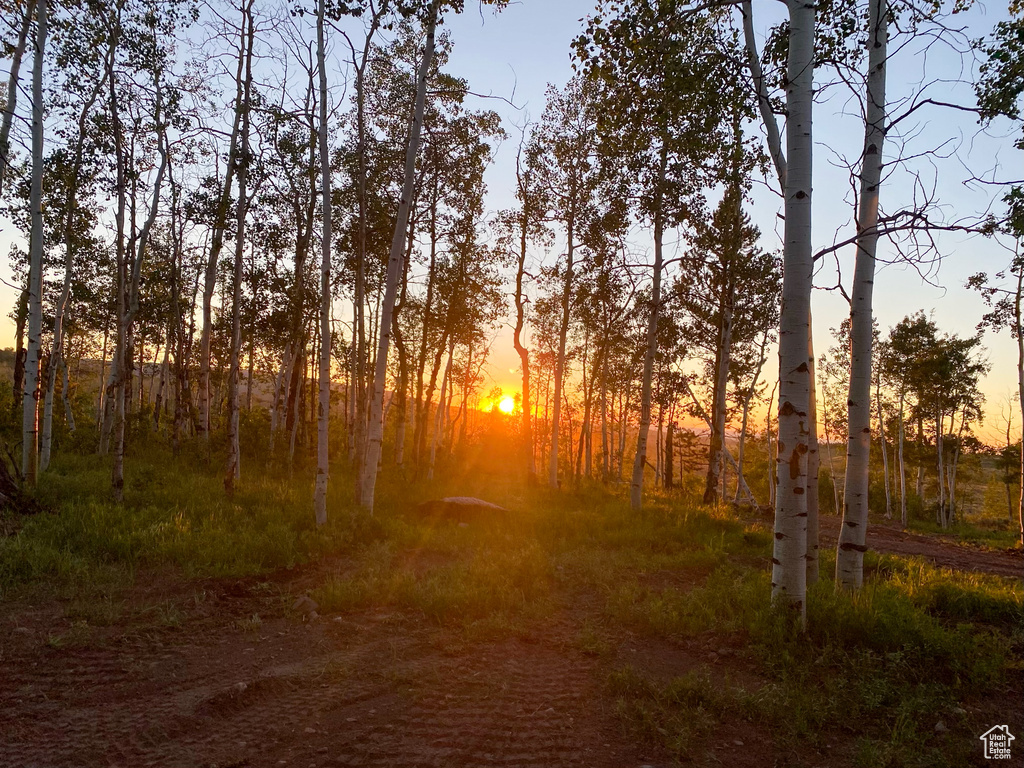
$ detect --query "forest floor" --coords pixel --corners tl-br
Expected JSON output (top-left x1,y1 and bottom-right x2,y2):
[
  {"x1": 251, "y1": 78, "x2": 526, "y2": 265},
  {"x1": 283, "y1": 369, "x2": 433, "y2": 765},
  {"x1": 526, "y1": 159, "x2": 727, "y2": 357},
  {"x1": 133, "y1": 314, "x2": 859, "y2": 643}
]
[{"x1": 1, "y1": 474, "x2": 1022, "y2": 768}]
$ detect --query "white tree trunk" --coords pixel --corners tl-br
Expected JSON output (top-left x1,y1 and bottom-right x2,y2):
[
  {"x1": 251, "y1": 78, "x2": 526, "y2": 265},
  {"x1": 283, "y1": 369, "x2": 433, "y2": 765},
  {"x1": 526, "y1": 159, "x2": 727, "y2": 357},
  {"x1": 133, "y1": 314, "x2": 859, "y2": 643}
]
[
  {"x1": 152, "y1": 334, "x2": 170, "y2": 428},
  {"x1": 806, "y1": 321, "x2": 820, "y2": 586},
  {"x1": 61, "y1": 357, "x2": 75, "y2": 432},
  {"x1": 113, "y1": 77, "x2": 168, "y2": 500},
  {"x1": 313, "y1": 0, "x2": 332, "y2": 527},
  {"x1": 742, "y1": 0, "x2": 786, "y2": 185},
  {"x1": 198, "y1": 27, "x2": 245, "y2": 440},
  {"x1": 877, "y1": 376, "x2": 892, "y2": 518},
  {"x1": 771, "y1": 0, "x2": 815, "y2": 622},
  {"x1": 837, "y1": 0, "x2": 888, "y2": 589},
  {"x1": 360, "y1": 1, "x2": 438, "y2": 511},
  {"x1": 41, "y1": 73, "x2": 106, "y2": 472},
  {"x1": 225, "y1": 0, "x2": 253, "y2": 494},
  {"x1": 704, "y1": 289, "x2": 734, "y2": 505},
  {"x1": 22, "y1": 0, "x2": 46, "y2": 485},
  {"x1": 898, "y1": 390, "x2": 907, "y2": 527},
  {"x1": 935, "y1": 411, "x2": 946, "y2": 527},
  {"x1": 734, "y1": 329, "x2": 768, "y2": 505},
  {"x1": 1015, "y1": 263, "x2": 1023, "y2": 546},
  {"x1": 0, "y1": 0, "x2": 30, "y2": 194},
  {"x1": 766, "y1": 381, "x2": 777, "y2": 508},
  {"x1": 271, "y1": 341, "x2": 293, "y2": 448},
  {"x1": 630, "y1": 157, "x2": 666, "y2": 511}
]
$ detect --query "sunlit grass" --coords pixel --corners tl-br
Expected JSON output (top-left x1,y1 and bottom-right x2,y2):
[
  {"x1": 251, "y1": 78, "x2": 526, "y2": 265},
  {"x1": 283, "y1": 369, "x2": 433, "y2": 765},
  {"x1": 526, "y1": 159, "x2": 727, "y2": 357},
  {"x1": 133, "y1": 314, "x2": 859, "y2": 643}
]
[{"x1": 1, "y1": 440, "x2": 1019, "y2": 768}]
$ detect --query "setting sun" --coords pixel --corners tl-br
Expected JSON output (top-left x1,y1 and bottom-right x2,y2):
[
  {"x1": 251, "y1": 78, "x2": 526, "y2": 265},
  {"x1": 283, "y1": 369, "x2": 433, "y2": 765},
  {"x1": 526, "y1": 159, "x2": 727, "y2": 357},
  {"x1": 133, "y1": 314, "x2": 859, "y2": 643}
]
[{"x1": 498, "y1": 396, "x2": 515, "y2": 414}]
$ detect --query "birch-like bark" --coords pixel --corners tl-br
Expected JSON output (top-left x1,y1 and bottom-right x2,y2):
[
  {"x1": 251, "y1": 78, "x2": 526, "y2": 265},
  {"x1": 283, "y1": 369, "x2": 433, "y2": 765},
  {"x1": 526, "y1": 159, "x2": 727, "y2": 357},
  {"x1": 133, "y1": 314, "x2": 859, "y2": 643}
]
[
  {"x1": 12, "y1": 287, "x2": 27, "y2": 420},
  {"x1": 271, "y1": 341, "x2": 292, "y2": 445},
  {"x1": 0, "y1": 0, "x2": 31, "y2": 195},
  {"x1": 1016, "y1": 262, "x2": 1023, "y2": 546},
  {"x1": 837, "y1": 0, "x2": 888, "y2": 589},
  {"x1": 898, "y1": 390, "x2": 907, "y2": 527},
  {"x1": 313, "y1": 0, "x2": 331, "y2": 527},
  {"x1": 735, "y1": 328, "x2": 768, "y2": 504},
  {"x1": 113, "y1": 75, "x2": 168, "y2": 501},
  {"x1": 771, "y1": 0, "x2": 814, "y2": 621},
  {"x1": 935, "y1": 410, "x2": 946, "y2": 526},
  {"x1": 392, "y1": 209, "x2": 416, "y2": 467},
  {"x1": 360, "y1": 1, "x2": 438, "y2": 511},
  {"x1": 806, "y1": 324, "x2": 820, "y2": 586},
  {"x1": 703, "y1": 284, "x2": 734, "y2": 505},
  {"x1": 61, "y1": 358, "x2": 74, "y2": 432},
  {"x1": 347, "y1": 3, "x2": 385, "y2": 493},
  {"x1": 40, "y1": 70, "x2": 107, "y2": 472},
  {"x1": 22, "y1": 0, "x2": 46, "y2": 485},
  {"x1": 876, "y1": 375, "x2": 892, "y2": 517},
  {"x1": 224, "y1": 0, "x2": 253, "y2": 494},
  {"x1": 766, "y1": 381, "x2": 777, "y2": 508},
  {"x1": 630, "y1": 152, "x2": 666, "y2": 511},
  {"x1": 412, "y1": 180, "x2": 439, "y2": 469},
  {"x1": 199, "y1": 28, "x2": 244, "y2": 440},
  {"x1": 100, "y1": 43, "x2": 128, "y2": 460},
  {"x1": 741, "y1": 0, "x2": 786, "y2": 186},
  {"x1": 153, "y1": 333, "x2": 170, "y2": 429},
  {"x1": 915, "y1": 416, "x2": 924, "y2": 499}
]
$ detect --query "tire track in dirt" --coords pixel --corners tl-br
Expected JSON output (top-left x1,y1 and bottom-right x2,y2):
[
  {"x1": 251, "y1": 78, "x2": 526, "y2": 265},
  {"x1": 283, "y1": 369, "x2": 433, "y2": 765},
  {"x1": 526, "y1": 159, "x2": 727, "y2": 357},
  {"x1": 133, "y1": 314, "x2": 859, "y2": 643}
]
[
  {"x1": 316, "y1": 642, "x2": 620, "y2": 768},
  {"x1": 1, "y1": 605, "x2": 654, "y2": 768}
]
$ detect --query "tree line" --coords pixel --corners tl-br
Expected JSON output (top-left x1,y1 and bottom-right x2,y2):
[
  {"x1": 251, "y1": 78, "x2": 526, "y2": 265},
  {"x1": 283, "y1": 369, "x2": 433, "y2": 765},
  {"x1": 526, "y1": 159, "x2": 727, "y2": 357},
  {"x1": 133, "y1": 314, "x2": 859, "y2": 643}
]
[{"x1": 1, "y1": 0, "x2": 1020, "y2": 628}]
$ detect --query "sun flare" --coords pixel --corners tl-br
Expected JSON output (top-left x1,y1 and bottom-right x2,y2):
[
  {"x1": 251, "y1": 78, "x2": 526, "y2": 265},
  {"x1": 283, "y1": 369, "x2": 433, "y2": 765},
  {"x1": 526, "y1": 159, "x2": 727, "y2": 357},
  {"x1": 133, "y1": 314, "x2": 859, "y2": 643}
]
[{"x1": 498, "y1": 396, "x2": 515, "y2": 414}]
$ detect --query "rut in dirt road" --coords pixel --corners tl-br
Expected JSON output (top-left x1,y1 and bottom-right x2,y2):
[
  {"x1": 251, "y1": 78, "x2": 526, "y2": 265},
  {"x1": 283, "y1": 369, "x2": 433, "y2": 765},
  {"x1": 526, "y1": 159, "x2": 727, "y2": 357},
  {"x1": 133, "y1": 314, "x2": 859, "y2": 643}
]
[{"x1": 0, "y1": 604, "x2": 655, "y2": 768}]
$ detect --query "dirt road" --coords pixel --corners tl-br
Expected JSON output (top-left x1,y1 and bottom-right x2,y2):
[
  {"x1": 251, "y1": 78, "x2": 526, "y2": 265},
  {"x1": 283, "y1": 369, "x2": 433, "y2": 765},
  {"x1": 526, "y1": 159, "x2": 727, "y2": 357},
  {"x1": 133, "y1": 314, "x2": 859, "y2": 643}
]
[
  {"x1": 1, "y1": 521, "x2": 1020, "y2": 767},
  {"x1": 816, "y1": 515, "x2": 1023, "y2": 579}
]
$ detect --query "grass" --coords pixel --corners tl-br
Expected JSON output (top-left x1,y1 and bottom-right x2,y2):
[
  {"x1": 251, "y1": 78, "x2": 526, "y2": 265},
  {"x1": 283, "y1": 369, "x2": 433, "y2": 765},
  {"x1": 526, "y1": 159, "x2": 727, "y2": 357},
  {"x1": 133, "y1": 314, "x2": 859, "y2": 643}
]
[
  {"x1": 1, "y1": 441, "x2": 1021, "y2": 766},
  {"x1": 0, "y1": 447, "x2": 386, "y2": 598},
  {"x1": 905, "y1": 514, "x2": 1022, "y2": 550},
  {"x1": 602, "y1": 548, "x2": 1020, "y2": 766}
]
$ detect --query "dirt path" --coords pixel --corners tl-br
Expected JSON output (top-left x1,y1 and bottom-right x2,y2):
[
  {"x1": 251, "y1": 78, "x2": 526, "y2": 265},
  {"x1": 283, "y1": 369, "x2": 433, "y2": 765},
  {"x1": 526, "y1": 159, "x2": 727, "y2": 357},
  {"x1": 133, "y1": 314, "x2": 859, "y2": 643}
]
[
  {"x1": 2, "y1": 520, "x2": 1020, "y2": 768},
  {"x1": 0, "y1": 571, "x2": 670, "y2": 768},
  {"x1": 0, "y1": 566, "x2": 843, "y2": 768},
  {"x1": 816, "y1": 515, "x2": 1023, "y2": 579}
]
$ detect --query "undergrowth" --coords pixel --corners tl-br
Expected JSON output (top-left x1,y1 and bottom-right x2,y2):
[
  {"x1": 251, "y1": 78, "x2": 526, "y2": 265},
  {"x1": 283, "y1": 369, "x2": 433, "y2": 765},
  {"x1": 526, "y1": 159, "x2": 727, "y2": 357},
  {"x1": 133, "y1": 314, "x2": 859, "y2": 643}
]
[{"x1": 1, "y1": 442, "x2": 1020, "y2": 767}]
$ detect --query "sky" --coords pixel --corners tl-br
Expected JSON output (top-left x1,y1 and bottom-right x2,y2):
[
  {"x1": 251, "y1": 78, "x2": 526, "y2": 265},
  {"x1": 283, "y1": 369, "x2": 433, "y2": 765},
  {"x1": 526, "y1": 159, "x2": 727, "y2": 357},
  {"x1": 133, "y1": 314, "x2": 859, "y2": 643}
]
[{"x1": 0, "y1": 0, "x2": 1019, "y2": 444}]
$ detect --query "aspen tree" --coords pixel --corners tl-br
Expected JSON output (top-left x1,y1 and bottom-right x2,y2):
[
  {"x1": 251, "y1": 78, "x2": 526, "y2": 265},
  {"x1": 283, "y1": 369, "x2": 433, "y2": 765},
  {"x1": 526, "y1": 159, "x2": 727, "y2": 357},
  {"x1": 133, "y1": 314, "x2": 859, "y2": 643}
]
[
  {"x1": 359, "y1": 0, "x2": 508, "y2": 510},
  {"x1": 0, "y1": 0, "x2": 31, "y2": 195},
  {"x1": 771, "y1": 0, "x2": 815, "y2": 620},
  {"x1": 360, "y1": 0, "x2": 440, "y2": 510},
  {"x1": 22, "y1": 0, "x2": 46, "y2": 485},
  {"x1": 40, "y1": 55, "x2": 108, "y2": 472},
  {"x1": 314, "y1": 0, "x2": 332, "y2": 527},
  {"x1": 224, "y1": 0, "x2": 254, "y2": 494},
  {"x1": 575, "y1": 2, "x2": 737, "y2": 511},
  {"x1": 837, "y1": 0, "x2": 889, "y2": 590}
]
